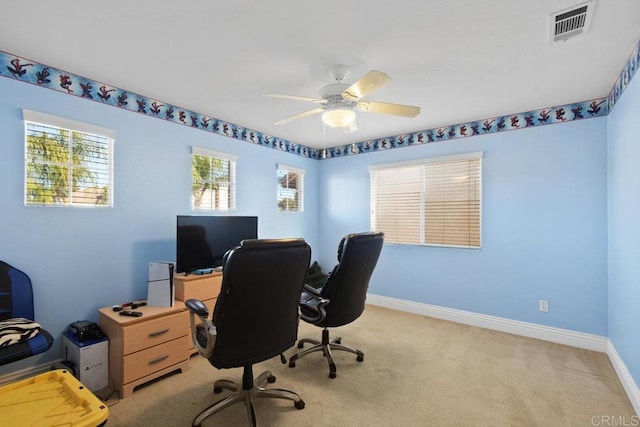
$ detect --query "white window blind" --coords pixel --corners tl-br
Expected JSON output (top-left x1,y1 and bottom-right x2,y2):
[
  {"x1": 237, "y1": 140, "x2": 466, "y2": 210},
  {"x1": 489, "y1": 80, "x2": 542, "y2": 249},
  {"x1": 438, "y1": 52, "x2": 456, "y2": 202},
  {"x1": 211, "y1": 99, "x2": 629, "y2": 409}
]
[
  {"x1": 191, "y1": 146, "x2": 237, "y2": 211},
  {"x1": 371, "y1": 152, "x2": 482, "y2": 248},
  {"x1": 277, "y1": 164, "x2": 305, "y2": 212},
  {"x1": 23, "y1": 111, "x2": 114, "y2": 207}
]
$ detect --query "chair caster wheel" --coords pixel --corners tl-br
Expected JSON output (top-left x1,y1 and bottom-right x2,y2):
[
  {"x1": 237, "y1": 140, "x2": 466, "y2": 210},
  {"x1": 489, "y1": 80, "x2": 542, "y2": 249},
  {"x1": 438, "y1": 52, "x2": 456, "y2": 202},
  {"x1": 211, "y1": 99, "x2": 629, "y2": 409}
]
[
  {"x1": 267, "y1": 375, "x2": 276, "y2": 383},
  {"x1": 357, "y1": 355, "x2": 364, "y2": 362},
  {"x1": 213, "y1": 387, "x2": 223, "y2": 394},
  {"x1": 295, "y1": 400, "x2": 305, "y2": 410},
  {"x1": 329, "y1": 372, "x2": 336, "y2": 379},
  {"x1": 288, "y1": 361, "x2": 296, "y2": 368},
  {"x1": 297, "y1": 342, "x2": 304, "y2": 349}
]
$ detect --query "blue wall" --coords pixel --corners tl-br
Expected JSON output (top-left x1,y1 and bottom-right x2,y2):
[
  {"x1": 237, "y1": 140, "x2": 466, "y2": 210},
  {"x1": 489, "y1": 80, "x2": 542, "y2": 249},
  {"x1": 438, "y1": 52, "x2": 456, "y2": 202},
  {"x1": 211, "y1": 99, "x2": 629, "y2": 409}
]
[
  {"x1": 0, "y1": 77, "x2": 319, "y2": 373},
  {"x1": 318, "y1": 119, "x2": 609, "y2": 335},
  {"x1": 1, "y1": 56, "x2": 635, "y2": 390},
  {"x1": 607, "y1": 70, "x2": 640, "y2": 383}
]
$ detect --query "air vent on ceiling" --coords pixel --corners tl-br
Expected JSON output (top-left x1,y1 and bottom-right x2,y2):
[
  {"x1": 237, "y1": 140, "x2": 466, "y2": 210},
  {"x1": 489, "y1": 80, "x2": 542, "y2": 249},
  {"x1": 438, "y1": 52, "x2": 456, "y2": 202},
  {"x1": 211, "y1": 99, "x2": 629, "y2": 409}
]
[{"x1": 549, "y1": 1, "x2": 594, "y2": 43}]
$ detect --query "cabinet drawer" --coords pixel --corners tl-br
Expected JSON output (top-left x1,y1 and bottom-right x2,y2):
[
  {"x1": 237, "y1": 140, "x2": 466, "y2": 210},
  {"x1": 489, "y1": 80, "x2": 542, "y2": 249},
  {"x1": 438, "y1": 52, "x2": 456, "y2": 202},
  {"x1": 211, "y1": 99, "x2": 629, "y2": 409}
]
[
  {"x1": 175, "y1": 275, "x2": 222, "y2": 301},
  {"x1": 122, "y1": 336, "x2": 188, "y2": 384},
  {"x1": 122, "y1": 311, "x2": 187, "y2": 355}
]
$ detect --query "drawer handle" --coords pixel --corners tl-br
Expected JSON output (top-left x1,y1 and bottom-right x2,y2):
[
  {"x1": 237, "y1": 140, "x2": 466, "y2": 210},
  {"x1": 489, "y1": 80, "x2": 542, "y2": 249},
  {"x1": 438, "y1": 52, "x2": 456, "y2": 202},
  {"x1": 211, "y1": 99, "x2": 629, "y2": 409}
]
[
  {"x1": 148, "y1": 355, "x2": 169, "y2": 365},
  {"x1": 148, "y1": 328, "x2": 170, "y2": 338}
]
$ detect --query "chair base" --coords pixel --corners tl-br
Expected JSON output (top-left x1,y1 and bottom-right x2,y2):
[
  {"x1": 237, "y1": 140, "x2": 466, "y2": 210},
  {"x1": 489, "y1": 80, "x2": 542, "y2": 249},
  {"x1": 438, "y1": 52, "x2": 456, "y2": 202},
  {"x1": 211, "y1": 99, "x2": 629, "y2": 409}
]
[
  {"x1": 289, "y1": 328, "x2": 364, "y2": 378},
  {"x1": 193, "y1": 368, "x2": 304, "y2": 427}
]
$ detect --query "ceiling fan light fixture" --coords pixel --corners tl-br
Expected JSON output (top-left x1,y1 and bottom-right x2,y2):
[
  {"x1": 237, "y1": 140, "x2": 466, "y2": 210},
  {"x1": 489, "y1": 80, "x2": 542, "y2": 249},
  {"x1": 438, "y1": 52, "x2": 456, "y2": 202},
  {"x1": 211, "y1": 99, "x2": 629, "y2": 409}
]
[
  {"x1": 322, "y1": 108, "x2": 356, "y2": 128},
  {"x1": 267, "y1": 66, "x2": 419, "y2": 130}
]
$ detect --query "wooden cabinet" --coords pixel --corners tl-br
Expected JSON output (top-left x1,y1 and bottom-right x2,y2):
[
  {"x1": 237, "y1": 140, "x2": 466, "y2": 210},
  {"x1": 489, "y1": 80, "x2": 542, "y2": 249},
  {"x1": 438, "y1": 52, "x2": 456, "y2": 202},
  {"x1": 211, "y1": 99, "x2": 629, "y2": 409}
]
[
  {"x1": 98, "y1": 305, "x2": 189, "y2": 398},
  {"x1": 97, "y1": 272, "x2": 222, "y2": 398},
  {"x1": 174, "y1": 272, "x2": 222, "y2": 354}
]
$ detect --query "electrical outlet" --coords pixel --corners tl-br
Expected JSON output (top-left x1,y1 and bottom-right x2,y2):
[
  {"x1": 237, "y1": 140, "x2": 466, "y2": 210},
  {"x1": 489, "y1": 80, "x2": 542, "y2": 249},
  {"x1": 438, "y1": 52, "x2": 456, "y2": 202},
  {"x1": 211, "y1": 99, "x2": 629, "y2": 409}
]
[{"x1": 539, "y1": 300, "x2": 549, "y2": 313}]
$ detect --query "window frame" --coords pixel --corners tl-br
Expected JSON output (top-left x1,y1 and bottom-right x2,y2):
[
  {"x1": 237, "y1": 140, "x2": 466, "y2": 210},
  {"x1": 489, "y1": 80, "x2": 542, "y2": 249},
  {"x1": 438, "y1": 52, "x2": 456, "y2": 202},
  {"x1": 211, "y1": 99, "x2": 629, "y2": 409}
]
[
  {"x1": 277, "y1": 164, "x2": 305, "y2": 213},
  {"x1": 23, "y1": 109, "x2": 115, "y2": 208},
  {"x1": 370, "y1": 151, "x2": 483, "y2": 249},
  {"x1": 191, "y1": 146, "x2": 237, "y2": 211}
]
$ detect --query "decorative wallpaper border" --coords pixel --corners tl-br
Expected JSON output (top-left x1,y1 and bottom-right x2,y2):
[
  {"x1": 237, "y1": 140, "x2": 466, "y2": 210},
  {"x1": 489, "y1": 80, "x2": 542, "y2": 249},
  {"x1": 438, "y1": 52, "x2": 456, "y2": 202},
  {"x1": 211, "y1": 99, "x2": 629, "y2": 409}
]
[
  {"x1": 0, "y1": 50, "x2": 321, "y2": 160},
  {"x1": 2, "y1": 38, "x2": 639, "y2": 160},
  {"x1": 608, "y1": 38, "x2": 640, "y2": 111},
  {"x1": 322, "y1": 97, "x2": 608, "y2": 159},
  {"x1": 324, "y1": 37, "x2": 639, "y2": 159}
]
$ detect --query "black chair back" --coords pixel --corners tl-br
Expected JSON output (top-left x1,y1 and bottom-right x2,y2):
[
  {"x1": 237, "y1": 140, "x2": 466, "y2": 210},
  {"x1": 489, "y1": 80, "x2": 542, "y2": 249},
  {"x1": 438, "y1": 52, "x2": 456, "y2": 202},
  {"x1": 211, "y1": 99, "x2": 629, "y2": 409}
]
[
  {"x1": 210, "y1": 238, "x2": 311, "y2": 369},
  {"x1": 320, "y1": 232, "x2": 384, "y2": 328}
]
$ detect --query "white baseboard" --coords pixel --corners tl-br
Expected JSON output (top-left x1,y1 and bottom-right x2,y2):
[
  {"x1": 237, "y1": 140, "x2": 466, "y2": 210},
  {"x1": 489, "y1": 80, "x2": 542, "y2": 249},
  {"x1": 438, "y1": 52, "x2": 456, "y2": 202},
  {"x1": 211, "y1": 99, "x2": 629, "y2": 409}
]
[
  {"x1": 0, "y1": 358, "x2": 62, "y2": 386},
  {"x1": 366, "y1": 294, "x2": 640, "y2": 415},
  {"x1": 607, "y1": 341, "x2": 640, "y2": 416},
  {"x1": 366, "y1": 294, "x2": 608, "y2": 352}
]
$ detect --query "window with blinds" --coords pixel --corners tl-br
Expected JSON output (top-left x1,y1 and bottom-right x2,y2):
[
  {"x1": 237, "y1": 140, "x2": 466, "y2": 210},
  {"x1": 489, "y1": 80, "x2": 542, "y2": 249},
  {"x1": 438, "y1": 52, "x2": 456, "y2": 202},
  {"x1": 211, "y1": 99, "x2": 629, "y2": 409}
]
[
  {"x1": 24, "y1": 111, "x2": 114, "y2": 207},
  {"x1": 370, "y1": 152, "x2": 482, "y2": 248},
  {"x1": 191, "y1": 147, "x2": 236, "y2": 211},
  {"x1": 277, "y1": 164, "x2": 305, "y2": 212}
]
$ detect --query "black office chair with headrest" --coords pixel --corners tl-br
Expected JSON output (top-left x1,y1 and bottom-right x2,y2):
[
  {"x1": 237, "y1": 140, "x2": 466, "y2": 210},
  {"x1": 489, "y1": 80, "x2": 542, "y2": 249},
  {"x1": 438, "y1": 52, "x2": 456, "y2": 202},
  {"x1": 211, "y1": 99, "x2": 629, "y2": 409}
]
[
  {"x1": 288, "y1": 232, "x2": 384, "y2": 378},
  {"x1": 185, "y1": 238, "x2": 312, "y2": 427}
]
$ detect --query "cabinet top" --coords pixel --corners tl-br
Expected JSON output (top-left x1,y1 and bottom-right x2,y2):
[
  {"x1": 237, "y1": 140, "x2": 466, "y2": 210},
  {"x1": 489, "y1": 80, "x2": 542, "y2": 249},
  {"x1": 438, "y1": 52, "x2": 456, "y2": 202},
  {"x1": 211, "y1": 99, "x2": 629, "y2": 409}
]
[
  {"x1": 98, "y1": 304, "x2": 186, "y2": 325},
  {"x1": 173, "y1": 271, "x2": 223, "y2": 283}
]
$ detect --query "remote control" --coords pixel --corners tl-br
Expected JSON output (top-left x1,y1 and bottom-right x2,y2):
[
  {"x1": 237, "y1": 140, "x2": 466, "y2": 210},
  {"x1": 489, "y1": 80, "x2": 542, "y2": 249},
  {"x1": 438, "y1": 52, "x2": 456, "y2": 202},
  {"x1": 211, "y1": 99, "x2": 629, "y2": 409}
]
[{"x1": 119, "y1": 310, "x2": 143, "y2": 317}]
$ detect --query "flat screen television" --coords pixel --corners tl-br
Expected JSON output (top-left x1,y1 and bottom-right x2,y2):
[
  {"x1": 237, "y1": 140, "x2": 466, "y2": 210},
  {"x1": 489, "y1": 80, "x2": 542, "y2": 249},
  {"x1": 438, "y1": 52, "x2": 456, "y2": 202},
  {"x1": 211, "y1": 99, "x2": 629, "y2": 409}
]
[{"x1": 176, "y1": 215, "x2": 258, "y2": 274}]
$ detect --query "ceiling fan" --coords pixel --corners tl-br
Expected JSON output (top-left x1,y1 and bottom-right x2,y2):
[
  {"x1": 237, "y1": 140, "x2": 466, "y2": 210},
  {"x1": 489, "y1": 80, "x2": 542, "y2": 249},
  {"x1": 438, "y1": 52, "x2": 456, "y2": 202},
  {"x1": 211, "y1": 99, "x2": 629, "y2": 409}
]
[{"x1": 263, "y1": 65, "x2": 420, "y2": 133}]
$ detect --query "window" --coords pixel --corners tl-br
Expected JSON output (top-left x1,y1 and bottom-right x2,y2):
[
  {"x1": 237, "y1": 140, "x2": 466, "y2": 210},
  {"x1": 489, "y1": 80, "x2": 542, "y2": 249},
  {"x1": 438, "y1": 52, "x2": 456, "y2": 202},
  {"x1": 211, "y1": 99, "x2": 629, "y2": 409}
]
[
  {"x1": 277, "y1": 164, "x2": 304, "y2": 212},
  {"x1": 23, "y1": 110, "x2": 114, "y2": 207},
  {"x1": 370, "y1": 152, "x2": 482, "y2": 248},
  {"x1": 191, "y1": 147, "x2": 236, "y2": 210}
]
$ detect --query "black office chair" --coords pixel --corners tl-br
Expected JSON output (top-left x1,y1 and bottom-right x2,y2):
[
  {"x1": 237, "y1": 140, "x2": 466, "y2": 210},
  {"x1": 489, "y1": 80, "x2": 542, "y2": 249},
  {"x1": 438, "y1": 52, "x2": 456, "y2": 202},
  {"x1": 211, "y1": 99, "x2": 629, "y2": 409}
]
[
  {"x1": 185, "y1": 238, "x2": 312, "y2": 427},
  {"x1": 289, "y1": 232, "x2": 384, "y2": 378},
  {"x1": 0, "y1": 261, "x2": 54, "y2": 366}
]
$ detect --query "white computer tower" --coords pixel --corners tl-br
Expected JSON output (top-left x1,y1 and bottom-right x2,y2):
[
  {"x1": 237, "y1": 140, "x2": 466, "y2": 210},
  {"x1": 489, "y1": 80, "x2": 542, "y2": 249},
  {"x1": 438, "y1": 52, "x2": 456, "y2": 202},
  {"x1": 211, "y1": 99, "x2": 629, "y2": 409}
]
[{"x1": 61, "y1": 332, "x2": 109, "y2": 392}]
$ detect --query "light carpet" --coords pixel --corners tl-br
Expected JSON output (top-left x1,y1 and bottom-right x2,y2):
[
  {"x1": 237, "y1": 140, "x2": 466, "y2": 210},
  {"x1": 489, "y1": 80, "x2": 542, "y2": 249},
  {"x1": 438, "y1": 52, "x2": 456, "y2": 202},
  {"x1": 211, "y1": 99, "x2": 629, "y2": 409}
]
[{"x1": 103, "y1": 305, "x2": 635, "y2": 426}]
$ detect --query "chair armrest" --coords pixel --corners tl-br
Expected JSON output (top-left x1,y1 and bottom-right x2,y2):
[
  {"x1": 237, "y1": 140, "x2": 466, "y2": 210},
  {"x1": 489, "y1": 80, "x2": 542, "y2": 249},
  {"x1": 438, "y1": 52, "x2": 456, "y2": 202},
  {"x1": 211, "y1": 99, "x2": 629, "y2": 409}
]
[
  {"x1": 185, "y1": 299, "x2": 209, "y2": 317},
  {"x1": 299, "y1": 291, "x2": 330, "y2": 325},
  {"x1": 303, "y1": 283, "x2": 322, "y2": 297},
  {"x1": 185, "y1": 298, "x2": 217, "y2": 358}
]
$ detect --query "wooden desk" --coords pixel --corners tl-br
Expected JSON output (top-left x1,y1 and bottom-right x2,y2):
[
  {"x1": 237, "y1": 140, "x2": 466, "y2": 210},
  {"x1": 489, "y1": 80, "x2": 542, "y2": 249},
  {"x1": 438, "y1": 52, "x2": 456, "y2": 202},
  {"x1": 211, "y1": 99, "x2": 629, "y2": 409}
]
[{"x1": 97, "y1": 272, "x2": 222, "y2": 397}]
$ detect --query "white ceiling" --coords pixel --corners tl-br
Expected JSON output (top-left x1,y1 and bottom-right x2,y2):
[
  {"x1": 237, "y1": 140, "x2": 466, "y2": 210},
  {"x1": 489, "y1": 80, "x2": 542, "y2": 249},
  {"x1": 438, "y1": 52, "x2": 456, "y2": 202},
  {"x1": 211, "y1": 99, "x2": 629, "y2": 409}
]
[{"x1": 2, "y1": 1, "x2": 640, "y2": 149}]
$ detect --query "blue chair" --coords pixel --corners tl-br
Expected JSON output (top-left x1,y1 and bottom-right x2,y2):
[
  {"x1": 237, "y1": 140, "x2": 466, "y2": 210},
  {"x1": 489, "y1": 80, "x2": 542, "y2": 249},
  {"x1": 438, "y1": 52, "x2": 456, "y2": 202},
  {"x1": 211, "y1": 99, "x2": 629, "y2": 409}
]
[{"x1": 0, "y1": 261, "x2": 54, "y2": 366}]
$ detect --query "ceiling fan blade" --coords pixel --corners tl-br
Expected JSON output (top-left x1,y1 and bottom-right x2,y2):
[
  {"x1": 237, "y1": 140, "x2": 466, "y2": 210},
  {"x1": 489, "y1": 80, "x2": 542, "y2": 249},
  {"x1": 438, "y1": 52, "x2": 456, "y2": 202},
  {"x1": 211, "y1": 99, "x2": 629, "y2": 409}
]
[
  {"x1": 341, "y1": 70, "x2": 391, "y2": 101},
  {"x1": 263, "y1": 93, "x2": 324, "y2": 103},
  {"x1": 356, "y1": 100, "x2": 420, "y2": 118},
  {"x1": 274, "y1": 108, "x2": 325, "y2": 125}
]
